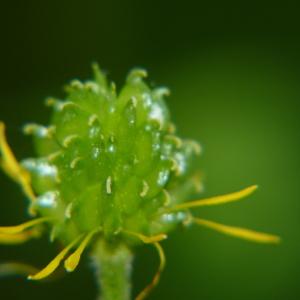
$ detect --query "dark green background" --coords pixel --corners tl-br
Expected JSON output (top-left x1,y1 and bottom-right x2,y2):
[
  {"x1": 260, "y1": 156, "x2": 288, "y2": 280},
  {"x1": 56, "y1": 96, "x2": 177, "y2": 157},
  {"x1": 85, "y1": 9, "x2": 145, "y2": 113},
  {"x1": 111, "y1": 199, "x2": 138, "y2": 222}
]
[{"x1": 0, "y1": 1, "x2": 299, "y2": 299}]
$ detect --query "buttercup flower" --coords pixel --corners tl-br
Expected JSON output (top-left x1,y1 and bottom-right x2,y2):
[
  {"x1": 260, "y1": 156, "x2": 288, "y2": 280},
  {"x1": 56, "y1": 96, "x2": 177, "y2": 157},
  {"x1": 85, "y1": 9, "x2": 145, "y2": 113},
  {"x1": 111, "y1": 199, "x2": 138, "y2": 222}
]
[{"x1": 0, "y1": 65, "x2": 280, "y2": 300}]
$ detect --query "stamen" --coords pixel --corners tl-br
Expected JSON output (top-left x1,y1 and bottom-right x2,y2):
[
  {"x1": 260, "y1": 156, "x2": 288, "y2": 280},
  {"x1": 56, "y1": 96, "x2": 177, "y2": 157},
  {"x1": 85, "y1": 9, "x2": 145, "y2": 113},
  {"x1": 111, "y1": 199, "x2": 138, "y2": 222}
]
[
  {"x1": 28, "y1": 235, "x2": 83, "y2": 280},
  {"x1": 0, "y1": 217, "x2": 52, "y2": 234},
  {"x1": 168, "y1": 185, "x2": 258, "y2": 212},
  {"x1": 192, "y1": 217, "x2": 281, "y2": 244},
  {"x1": 0, "y1": 122, "x2": 36, "y2": 202},
  {"x1": 123, "y1": 230, "x2": 167, "y2": 244},
  {"x1": 64, "y1": 228, "x2": 100, "y2": 272},
  {"x1": 136, "y1": 242, "x2": 166, "y2": 300},
  {"x1": 0, "y1": 230, "x2": 41, "y2": 245}
]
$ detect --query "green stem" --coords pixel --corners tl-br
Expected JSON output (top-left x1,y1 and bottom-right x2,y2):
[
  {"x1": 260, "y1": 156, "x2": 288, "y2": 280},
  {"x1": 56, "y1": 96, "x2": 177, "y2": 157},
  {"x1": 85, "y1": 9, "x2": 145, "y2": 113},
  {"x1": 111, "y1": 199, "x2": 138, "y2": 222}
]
[{"x1": 92, "y1": 240, "x2": 133, "y2": 300}]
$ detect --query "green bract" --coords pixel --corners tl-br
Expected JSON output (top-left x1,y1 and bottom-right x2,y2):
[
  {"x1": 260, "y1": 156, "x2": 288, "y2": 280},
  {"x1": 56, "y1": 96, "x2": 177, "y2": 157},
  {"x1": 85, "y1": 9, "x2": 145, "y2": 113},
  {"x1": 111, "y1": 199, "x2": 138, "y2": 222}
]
[{"x1": 23, "y1": 65, "x2": 201, "y2": 244}]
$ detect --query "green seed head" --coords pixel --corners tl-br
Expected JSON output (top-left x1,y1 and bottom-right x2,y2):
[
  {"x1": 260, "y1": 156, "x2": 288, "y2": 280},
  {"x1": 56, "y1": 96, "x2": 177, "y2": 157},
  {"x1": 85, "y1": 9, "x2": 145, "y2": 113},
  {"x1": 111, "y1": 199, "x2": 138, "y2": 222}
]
[
  {"x1": 0, "y1": 64, "x2": 280, "y2": 299},
  {"x1": 22, "y1": 65, "x2": 201, "y2": 245}
]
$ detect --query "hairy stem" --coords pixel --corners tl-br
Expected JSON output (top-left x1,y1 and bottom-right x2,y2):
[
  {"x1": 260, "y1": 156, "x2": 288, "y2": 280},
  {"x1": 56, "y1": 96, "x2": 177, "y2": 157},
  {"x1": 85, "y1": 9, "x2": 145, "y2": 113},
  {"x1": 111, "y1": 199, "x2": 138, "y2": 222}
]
[{"x1": 92, "y1": 240, "x2": 133, "y2": 300}]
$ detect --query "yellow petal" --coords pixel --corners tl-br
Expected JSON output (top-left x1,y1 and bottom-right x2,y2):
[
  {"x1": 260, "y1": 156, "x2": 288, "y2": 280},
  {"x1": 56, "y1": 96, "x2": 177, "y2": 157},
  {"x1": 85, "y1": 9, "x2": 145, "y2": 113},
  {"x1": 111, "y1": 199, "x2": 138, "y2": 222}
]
[
  {"x1": 28, "y1": 235, "x2": 83, "y2": 280},
  {"x1": 193, "y1": 217, "x2": 281, "y2": 244},
  {"x1": 170, "y1": 185, "x2": 258, "y2": 211},
  {"x1": 136, "y1": 242, "x2": 166, "y2": 300},
  {"x1": 64, "y1": 228, "x2": 100, "y2": 272},
  {"x1": 0, "y1": 217, "x2": 52, "y2": 234}
]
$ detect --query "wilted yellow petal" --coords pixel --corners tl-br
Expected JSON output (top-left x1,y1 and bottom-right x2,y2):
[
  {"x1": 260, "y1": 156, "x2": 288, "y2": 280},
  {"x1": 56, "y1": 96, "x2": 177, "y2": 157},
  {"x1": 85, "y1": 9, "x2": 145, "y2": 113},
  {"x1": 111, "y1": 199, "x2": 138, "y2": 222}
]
[
  {"x1": 28, "y1": 235, "x2": 83, "y2": 280},
  {"x1": 0, "y1": 122, "x2": 36, "y2": 202},
  {"x1": 136, "y1": 242, "x2": 166, "y2": 300},
  {"x1": 64, "y1": 228, "x2": 100, "y2": 272},
  {"x1": 193, "y1": 217, "x2": 280, "y2": 244},
  {"x1": 123, "y1": 230, "x2": 167, "y2": 300},
  {"x1": 0, "y1": 262, "x2": 40, "y2": 278},
  {"x1": 0, "y1": 230, "x2": 40, "y2": 245},
  {"x1": 124, "y1": 230, "x2": 167, "y2": 244},
  {"x1": 170, "y1": 185, "x2": 258, "y2": 211},
  {"x1": 0, "y1": 217, "x2": 52, "y2": 234}
]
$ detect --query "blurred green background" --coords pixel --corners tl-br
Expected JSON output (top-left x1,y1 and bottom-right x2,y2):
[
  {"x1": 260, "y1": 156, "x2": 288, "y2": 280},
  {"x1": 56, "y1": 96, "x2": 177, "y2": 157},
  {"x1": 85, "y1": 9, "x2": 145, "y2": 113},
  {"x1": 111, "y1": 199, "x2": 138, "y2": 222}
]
[{"x1": 0, "y1": 1, "x2": 299, "y2": 299}]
